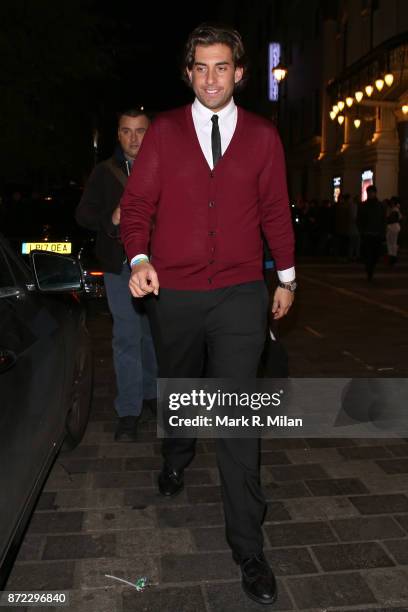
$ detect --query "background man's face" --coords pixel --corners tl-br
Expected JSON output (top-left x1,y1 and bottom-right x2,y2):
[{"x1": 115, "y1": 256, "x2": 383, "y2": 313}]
[
  {"x1": 118, "y1": 114, "x2": 149, "y2": 159},
  {"x1": 187, "y1": 43, "x2": 243, "y2": 113}
]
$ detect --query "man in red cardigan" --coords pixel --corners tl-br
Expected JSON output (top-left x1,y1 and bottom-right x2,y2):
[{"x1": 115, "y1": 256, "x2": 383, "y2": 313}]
[{"x1": 121, "y1": 24, "x2": 295, "y2": 606}]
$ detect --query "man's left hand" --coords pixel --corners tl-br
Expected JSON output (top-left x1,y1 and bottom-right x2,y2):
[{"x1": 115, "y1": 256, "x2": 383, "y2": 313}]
[{"x1": 271, "y1": 287, "x2": 294, "y2": 319}]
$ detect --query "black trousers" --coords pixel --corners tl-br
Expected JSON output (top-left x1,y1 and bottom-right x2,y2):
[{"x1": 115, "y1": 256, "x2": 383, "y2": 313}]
[{"x1": 145, "y1": 281, "x2": 268, "y2": 559}]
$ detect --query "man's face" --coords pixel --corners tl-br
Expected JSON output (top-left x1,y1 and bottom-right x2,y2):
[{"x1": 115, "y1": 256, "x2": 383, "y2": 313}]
[
  {"x1": 118, "y1": 114, "x2": 150, "y2": 159},
  {"x1": 186, "y1": 43, "x2": 243, "y2": 113}
]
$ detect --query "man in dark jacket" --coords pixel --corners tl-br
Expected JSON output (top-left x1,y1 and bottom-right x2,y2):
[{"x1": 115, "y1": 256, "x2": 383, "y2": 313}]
[
  {"x1": 358, "y1": 184, "x2": 386, "y2": 281},
  {"x1": 76, "y1": 109, "x2": 157, "y2": 441}
]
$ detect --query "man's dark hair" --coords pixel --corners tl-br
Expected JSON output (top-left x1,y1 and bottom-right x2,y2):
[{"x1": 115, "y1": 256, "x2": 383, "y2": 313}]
[
  {"x1": 366, "y1": 184, "x2": 377, "y2": 194},
  {"x1": 181, "y1": 23, "x2": 248, "y2": 90},
  {"x1": 117, "y1": 108, "x2": 152, "y2": 124}
]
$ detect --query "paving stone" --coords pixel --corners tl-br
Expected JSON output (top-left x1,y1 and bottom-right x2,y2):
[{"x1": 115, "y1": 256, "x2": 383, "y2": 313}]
[
  {"x1": 395, "y1": 515, "x2": 408, "y2": 534},
  {"x1": 5, "y1": 561, "x2": 75, "y2": 590},
  {"x1": 265, "y1": 547, "x2": 319, "y2": 575},
  {"x1": 117, "y1": 528, "x2": 195, "y2": 556},
  {"x1": 261, "y1": 438, "x2": 307, "y2": 450},
  {"x1": 205, "y1": 579, "x2": 294, "y2": 611},
  {"x1": 339, "y1": 446, "x2": 393, "y2": 460},
  {"x1": 186, "y1": 453, "x2": 217, "y2": 468},
  {"x1": 312, "y1": 541, "x2": 395, "y2": 571},
  {"x1": 305, "y1": 438, "x2": 356, "y2": 448},
  {"x1": 287, "y1": 572, "x2": 377, "y2": 608},
  {"x1": 53, "y1": 588, "x2": 120, "y2": 612},
  {"x1": 192, "y1": 527, "x2": 229, "y2": 552},
  {"x1": 122, "y1": 585, "x2": 206, "y2": 612},
  {"x1": 365, "y1": 568, "x2": 408, "y2": 603},
  {"x1": 331, "y1": 516, "x2": 406, "y2": 541},
  {"x1": 284, "y1": 496, "x2": 358, "y2": 520},
  {"x1": 286, "y1": 447, "x2": 342, "y2": 464},
  {"x1": 124, "y1": 486, "x2": 189, "y2": 508},
  {"x1": 124, "y1": 456, "x2": 162, "y2": 470},
  {"x1": 57, "y1": 458, "x2": 123, "y2": 474},
  {"x1": 384, "y1": 539, "x2": 408, "y2": 566},
  {"x1": 260, "y1": 451, "x2": 291, "y2": 465},
  {"x1": 186, "y1": 485, "x2": 222, "y2": 504},
  {"x1": 323, "y1": 459, "x2": 386, "y2": 479},
  {"x1": 36, "y1": 492, "x2": 58, "y2": 511},
  {"x1": 264, "y1": 501, "x2": 292, "y2": 522},
  {"x1": 269, "y1": 463, "x2": 328, "y2": 481},
  {"x1": 81, "y1": 432, "x2": 118, "y2": 445},
  {"x1": 99, "y1": 442, "x2": 155, "y2": 457},
  {"x1": 183, "y1": 468, "x2": 216, "y2": 485},
  {"x1": 42, "y1": 533, "x2": 116, "y2": 560},
  {"x1": 263, "y1": 480, "x2": 312, "y2": 500},
  {"x1": 83, "y1": 507, "x2": 156, "y2": 531},
  {"x1": 349, "y1": 494, "x2": 408, "y2": 515},
  {"x1": 92, "y1": 471, "x2": 152, "y2": 488},
  {"x1": 28, "y1": 511, "x2": 84, "y2": 534},
  {"x1": 14, "y1": 535, "x2": 46, "y2": 562},
  {"x1": 376, "y1": 458, "x2": 408, "y2": 474},
  {"x1": 361, "y1": 474, "x2": 408, "y2": 494},
  {"x1": 157, "y1": 503, "x2": 224, "y2": 528},
  {"x1": 306, "y1": 477, "x2": 369, "y2": 496},
  {"x1": 74, "y1": 556, "x2": 160, "y2": 588},
  {"x1": 265, "y1": 521, "x2": 336, "y2": 546},
  {"x1": 55, "y1": 489, "x2": 124, "y2": 510},
  {"x1": 161, "y1": 552, "x2": 238, "y2": 582},
  {"x1": 387, "y1": 444, "x2": 408, "y2": 457}
]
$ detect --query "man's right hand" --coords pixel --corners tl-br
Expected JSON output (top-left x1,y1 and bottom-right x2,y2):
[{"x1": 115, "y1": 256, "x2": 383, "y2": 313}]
[
  {"x1": 129, "y1": 262, "x2": 159, "y2": 297},
  {"x1": 112, "y1": 206, "x2": 121, "y2": 226}
]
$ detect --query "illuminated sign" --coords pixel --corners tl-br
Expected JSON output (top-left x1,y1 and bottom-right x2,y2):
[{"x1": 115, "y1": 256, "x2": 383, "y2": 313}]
[{"x1": 268, "y1": 43, "x2": 281, "y2": 101}]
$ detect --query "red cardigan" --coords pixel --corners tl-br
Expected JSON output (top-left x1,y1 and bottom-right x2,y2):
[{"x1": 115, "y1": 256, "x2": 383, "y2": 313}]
[{"x1": 121, "y1": 105, "x2": 294, "y2": 290}]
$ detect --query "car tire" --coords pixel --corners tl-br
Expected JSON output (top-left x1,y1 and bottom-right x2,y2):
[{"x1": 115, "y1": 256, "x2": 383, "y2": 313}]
[{"x1": 62, "y1": 327, "x2": 93, "y2": 450}]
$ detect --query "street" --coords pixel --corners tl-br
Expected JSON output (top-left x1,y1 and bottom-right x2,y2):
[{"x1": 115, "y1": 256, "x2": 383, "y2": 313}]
[{"x1": 5, "y1": 255, "x2": 408, "y2": 612}]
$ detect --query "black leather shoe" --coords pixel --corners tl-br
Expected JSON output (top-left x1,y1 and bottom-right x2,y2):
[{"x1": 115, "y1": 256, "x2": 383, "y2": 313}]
[
  {"x1": 158, "y1": 466, "x2": 184, "y2": 497},
  {"x1": 234, "y1": 553, "x2": 277, "y2": 605},
  {"x1": 114, "y1": 416, "x2": 138, "y2": 442}
]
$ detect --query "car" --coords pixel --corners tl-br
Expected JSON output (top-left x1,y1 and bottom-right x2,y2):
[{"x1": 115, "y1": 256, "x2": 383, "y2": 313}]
[
  {"x1": 1, "y1": 185, "x2": 105, "y2": 298},
  {"x1": 0, "y1": 233, "x2": 93, "y2": 586}
]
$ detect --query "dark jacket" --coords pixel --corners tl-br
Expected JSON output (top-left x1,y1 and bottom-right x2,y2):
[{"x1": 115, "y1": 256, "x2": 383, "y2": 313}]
[
  {"x1": 76, "y1": 147, "x2": 130, "y2": 273},
  {"x1": 358, "y1": 198, "x2": 385, "y2": 237}
]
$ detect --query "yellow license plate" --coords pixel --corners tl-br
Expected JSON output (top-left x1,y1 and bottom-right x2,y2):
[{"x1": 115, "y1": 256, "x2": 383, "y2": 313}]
[{"x1": 22, "y1": 242, "x2": 72, "y2": 255}]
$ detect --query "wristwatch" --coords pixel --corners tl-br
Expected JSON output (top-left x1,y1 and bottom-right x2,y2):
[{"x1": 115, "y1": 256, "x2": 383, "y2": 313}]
[{"x1": 278, "y1": 279, "x2": 297, "y2": 292}]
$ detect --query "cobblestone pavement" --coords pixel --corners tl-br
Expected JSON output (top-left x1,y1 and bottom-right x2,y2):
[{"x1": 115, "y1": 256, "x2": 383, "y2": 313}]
[{"x1": 4, "y1": 256, "x2": 408, "y2": 612}]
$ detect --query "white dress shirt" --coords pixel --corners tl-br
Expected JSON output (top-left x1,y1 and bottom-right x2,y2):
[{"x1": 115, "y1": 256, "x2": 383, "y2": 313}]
[{"x1": 191, "y1": 97, "x2": 295, "y2": 282}]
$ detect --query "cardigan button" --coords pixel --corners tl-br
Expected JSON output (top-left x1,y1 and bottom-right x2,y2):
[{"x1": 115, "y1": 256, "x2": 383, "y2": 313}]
[
  {"x1": 208, "y1": 231, "x2": 216, "y2": 237},
  {"x1": 209, "y1": 201, "x2": 215, "y2": 208},
  {"x1": 208, "y1": 278, "x2": 212, "y2": 284}
]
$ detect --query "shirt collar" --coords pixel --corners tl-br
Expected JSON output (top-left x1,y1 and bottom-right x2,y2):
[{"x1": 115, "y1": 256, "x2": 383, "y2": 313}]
[{"x1": 192, "y1": 97, "x2": 236, "y2": 125}]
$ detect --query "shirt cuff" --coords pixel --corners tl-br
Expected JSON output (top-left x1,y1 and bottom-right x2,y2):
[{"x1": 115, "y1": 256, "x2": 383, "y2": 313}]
[
  {"x1": 277, "y1": 267, "x2": 295, "y2": 282},
  {"x1": 130, "y1": 253, "x2": 149, "y2": 267}
]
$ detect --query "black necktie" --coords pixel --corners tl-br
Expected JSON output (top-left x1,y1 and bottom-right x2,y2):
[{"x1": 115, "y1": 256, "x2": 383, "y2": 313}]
[{"x1": 211, "y1": 114, "x2": 222, "y2": 167}]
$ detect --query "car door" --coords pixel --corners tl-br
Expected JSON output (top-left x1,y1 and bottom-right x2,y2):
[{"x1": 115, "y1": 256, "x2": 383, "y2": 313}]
[{"x1": 0, "y1": 239, "x2": 67, "y2": 573}]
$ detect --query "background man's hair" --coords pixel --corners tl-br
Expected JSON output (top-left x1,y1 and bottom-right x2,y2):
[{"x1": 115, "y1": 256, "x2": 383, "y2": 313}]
[
  {"x1": 181, "y1": 23, "x2": 249, "y2": 90},
  {"x1": 117, "y1": 108, "x2": 153, "y2": 123}
]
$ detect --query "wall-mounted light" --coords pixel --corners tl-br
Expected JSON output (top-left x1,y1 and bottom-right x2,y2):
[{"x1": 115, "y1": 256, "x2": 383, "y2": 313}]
[
  {"x1": 346, "y1": 96, "x2": 354, "y2": 107},
  {"x1": 365, "y1": 84, "x2": 374, "y2": 97},
  {"x1": 330, "y1": 111, "x2": 336, "y2": 120},
  {"x1": 375, "y1": 78, "x2": 384, "y2": 91},
  {"x1": 272, "y1": 63, "x2": 288, "y2": 82},
  {"x1": 402, "y1": 104, "x2": 408, "y2": 115},
  {"x1": 333, "y1": 105, "x2": 339, "y2": 114},
  {"x1": 384, "y1": 73, "x2": 394, "y2": 87},
  {"x1": 353, "y1": 118, "x2": 361, "y2": 128},
  {"x1": 337, "y1": 115, "x2": 345, "y2": 125},
  {"x1": 355, "y1": 90, "x2": 364, "y2": 103},
  {"x1": 337, "y1": 100, "x2": 345, "y2": 111}
]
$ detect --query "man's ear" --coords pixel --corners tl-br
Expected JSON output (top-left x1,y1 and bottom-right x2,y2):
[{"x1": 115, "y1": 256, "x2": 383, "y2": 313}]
[
  {"x1": 234, "y1": 66, "x2": 243, "y2": 84},
  {"x1": 186, "y1": 68, "x2": 193, "y2": 83}
]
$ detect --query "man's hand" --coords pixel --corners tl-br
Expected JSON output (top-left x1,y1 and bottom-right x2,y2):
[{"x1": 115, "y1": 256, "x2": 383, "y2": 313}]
[
  {"x1": 112, "y1": 206, "x2": 121, "y2": 226},
  {"x1": 129, "y1": 262, "x2": 159, "y2": 297},
  {"x1": 271, "y1": 287, "x2": 294, "y2": 319}
]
